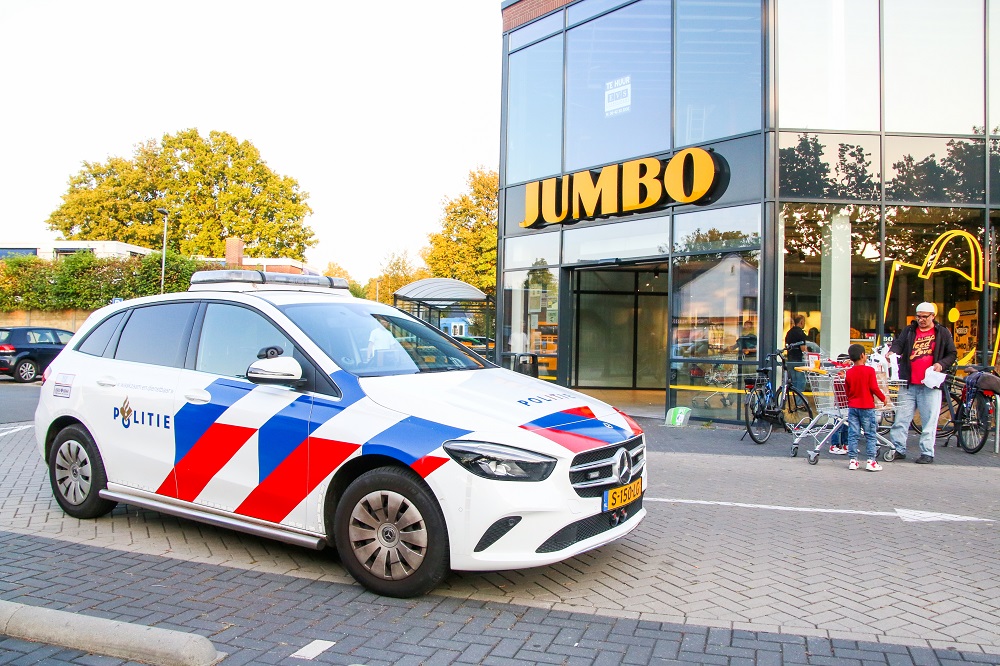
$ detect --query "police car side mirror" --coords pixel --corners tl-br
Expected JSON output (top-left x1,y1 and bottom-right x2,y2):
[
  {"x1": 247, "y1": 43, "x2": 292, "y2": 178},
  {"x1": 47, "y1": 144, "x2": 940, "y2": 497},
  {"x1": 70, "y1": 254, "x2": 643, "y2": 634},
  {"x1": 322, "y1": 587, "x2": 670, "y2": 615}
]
[{"x1": 246, "y1": 356, "x2": 305, "y2": 386}]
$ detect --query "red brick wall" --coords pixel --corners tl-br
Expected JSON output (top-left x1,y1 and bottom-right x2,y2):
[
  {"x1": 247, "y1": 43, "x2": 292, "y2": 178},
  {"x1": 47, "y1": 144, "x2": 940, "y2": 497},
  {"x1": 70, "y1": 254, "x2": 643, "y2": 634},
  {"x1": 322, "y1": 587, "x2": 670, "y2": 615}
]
[
  {"x1": 502, "y1": 0, "x2": 573, "y2": 32},
  {"x1": 225, "y1": 238, "x2": 245, "y2": 267}
]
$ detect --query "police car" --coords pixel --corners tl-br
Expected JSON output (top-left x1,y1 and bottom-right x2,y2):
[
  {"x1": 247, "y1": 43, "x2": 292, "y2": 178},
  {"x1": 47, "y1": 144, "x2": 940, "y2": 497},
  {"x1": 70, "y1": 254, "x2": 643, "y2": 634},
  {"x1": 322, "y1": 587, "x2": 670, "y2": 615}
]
[{"x1": 35, "y1": 270, "x2": 646, "y2": 597}]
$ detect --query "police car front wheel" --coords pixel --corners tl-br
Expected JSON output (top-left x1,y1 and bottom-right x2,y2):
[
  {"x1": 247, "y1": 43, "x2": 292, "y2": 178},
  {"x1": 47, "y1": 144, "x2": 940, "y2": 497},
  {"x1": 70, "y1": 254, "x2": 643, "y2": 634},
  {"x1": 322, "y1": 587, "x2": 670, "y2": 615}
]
[
  {"x1": 48, "y1": 425, "x2": 117, "y2": 519},
  {"x1": 334, "y1": 467, "x2": 449, "y2": 598}
]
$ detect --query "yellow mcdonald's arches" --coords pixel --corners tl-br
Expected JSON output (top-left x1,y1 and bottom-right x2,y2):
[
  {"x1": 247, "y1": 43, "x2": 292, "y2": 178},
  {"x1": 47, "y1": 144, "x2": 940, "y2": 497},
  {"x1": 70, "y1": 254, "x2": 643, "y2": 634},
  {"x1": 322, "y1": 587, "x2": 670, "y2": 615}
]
[{"x1": 883, "y1": 229, "x2": 1000, "y2": 366}]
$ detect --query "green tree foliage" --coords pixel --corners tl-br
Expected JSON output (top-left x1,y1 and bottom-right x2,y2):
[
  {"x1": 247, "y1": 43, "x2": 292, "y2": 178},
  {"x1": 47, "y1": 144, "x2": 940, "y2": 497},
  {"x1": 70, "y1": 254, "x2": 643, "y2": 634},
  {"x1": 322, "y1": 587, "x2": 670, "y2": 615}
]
[
  {"x1": 364, "y1": 251, "x2": 430, "y2": 305},
  {"x1": 46, "y1": 129, "x2": 316, "y2": 260},
  {"x1": 0, "y1": 252, "x2": 214, "y2": 311},
  {"x1": 423, "y1": 168, "x2": 498, "y2": 297}
]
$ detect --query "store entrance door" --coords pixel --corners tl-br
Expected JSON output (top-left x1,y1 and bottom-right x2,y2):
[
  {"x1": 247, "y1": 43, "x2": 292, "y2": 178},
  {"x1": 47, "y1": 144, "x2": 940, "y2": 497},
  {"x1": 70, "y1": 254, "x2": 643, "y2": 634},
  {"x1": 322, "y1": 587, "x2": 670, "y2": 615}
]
[{"x1": 570, "y1": 265, "x2": 668, "y2": 418}]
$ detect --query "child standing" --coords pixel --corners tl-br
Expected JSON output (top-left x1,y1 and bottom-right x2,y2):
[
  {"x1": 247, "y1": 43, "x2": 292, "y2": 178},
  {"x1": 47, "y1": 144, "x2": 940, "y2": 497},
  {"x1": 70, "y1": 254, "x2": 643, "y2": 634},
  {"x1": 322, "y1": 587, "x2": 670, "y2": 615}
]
[{"x1": 844, "y1": 344, "x2": 888, "y2": 471}]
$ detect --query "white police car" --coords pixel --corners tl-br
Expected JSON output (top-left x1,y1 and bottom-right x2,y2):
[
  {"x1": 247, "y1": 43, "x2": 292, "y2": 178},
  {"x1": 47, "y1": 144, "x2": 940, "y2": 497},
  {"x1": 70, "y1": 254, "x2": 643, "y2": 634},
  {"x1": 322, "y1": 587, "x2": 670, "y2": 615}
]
[{"x1": 35, "y1": 270, "x2": 646, "y2": 597}]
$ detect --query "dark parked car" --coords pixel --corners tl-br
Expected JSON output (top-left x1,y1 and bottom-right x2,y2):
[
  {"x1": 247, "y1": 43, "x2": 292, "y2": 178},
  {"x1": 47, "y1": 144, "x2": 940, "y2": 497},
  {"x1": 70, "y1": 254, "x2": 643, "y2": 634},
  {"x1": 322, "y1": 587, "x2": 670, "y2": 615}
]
[{"x1": 0, "y1": 326, "x2": 74, "y2": 382}]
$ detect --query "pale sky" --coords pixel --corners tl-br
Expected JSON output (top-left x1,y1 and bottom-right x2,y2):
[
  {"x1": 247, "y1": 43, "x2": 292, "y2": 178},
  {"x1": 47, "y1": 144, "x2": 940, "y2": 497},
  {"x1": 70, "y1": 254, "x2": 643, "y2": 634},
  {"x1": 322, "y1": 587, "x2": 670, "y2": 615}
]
[{"x1": 0, "y1": 0, "x2": 503, "y2": 282}]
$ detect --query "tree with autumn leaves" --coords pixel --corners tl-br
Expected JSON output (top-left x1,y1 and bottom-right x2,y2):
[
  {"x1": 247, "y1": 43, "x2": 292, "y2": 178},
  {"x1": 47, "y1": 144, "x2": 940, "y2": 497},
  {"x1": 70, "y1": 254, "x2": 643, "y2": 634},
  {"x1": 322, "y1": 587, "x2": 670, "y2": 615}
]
[{"x1": 46, "y1": 129, "x2": 316, "y2": 260}]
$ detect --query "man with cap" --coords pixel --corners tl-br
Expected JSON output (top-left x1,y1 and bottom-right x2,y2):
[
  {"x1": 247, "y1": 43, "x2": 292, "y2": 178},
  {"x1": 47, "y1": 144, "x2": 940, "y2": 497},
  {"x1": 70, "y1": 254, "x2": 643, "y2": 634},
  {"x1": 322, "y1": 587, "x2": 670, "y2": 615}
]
[{"x1": 887, "y1": 301, "x2": 957, "y2": 464}]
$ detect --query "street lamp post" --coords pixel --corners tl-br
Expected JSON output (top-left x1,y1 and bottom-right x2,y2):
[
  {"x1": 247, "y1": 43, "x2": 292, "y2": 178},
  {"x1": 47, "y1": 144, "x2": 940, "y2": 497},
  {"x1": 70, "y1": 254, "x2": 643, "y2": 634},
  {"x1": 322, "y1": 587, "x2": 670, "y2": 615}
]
[{"x1": 155, "y1": 208, "x2": 169, "y2": 294}]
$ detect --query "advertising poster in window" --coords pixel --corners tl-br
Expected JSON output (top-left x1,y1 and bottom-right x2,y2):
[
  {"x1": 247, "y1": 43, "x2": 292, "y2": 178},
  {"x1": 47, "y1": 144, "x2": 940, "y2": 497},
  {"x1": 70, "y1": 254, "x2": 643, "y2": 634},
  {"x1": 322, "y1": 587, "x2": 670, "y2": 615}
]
[{"x1": 952, "y1": 300, "x2": 978, "y2": 365}]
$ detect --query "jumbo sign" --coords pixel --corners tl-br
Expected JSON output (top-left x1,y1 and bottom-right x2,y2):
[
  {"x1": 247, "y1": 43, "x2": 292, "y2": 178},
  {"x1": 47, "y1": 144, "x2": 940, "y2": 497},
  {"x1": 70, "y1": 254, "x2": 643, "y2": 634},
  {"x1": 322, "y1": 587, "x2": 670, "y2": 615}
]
[{"x1": 519, "y1": 147, "x2": 720, "y2": 228}]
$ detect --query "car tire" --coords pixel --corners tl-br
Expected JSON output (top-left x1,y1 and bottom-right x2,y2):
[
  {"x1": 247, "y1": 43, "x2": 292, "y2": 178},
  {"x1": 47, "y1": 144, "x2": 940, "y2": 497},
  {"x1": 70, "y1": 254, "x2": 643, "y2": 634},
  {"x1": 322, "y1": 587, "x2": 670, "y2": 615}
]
[
  {"x1": 333, "y1": 467, "x2": 449, "y2": 598},
  {"x1": 48, "y1": 425, "x2": 117, "y2": 519},
  {"x1": 13, "y1": 359, "x2": 39, "y2": 383}
]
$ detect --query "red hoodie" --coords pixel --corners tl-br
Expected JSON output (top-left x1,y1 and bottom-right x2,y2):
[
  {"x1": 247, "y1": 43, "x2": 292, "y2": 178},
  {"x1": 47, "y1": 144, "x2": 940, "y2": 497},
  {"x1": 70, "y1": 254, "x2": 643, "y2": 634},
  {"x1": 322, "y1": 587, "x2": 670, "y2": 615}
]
[{"x1": 845, "y1": 364, "x2": 886, "y2": 408}]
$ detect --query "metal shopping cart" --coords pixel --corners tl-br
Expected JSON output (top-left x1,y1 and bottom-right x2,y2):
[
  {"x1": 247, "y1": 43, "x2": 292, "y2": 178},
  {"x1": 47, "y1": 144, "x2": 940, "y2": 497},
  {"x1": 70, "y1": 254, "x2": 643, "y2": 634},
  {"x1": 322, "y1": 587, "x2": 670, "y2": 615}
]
[{"x1": 791, "y1": 367, "x2": 900, "y2": 465}]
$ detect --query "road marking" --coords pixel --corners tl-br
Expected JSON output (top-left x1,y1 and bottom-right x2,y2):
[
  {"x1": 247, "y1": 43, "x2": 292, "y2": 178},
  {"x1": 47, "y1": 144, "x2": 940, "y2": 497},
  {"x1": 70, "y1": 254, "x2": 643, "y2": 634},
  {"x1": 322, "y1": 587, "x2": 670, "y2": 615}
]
[
  {"x1": 646, "y1": 497, "x2": 993, "y2": 522},
  {"x1": 0, "y1": 425, "x2": 32, "y2": 437},
  {"x1": 290, "y1": 640, "x2": 336, "y2": 659}
]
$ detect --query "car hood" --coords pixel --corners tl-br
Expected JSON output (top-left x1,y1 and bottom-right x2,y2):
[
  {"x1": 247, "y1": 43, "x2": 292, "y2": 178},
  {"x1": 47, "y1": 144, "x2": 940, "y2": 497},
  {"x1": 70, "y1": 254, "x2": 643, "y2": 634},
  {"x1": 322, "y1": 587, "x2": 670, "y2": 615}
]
[{"x1": 358, "y1": 368, "x2": 641, "y2": 455}]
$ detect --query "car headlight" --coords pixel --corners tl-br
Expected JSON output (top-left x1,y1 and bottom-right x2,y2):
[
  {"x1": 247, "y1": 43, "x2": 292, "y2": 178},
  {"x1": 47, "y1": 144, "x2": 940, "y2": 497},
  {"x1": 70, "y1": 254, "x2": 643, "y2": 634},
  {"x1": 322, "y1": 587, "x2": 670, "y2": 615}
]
[{"x1": 443, "y1": 441, "x2": 557, "y2": 482}]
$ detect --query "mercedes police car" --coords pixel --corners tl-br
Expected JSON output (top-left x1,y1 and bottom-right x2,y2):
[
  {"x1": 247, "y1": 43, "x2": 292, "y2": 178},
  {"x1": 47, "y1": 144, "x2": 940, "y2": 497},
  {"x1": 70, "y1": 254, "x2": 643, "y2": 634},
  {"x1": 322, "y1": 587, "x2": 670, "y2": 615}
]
[{"x1": 35, "y1": 270, "x2": 646, "y2": 597}]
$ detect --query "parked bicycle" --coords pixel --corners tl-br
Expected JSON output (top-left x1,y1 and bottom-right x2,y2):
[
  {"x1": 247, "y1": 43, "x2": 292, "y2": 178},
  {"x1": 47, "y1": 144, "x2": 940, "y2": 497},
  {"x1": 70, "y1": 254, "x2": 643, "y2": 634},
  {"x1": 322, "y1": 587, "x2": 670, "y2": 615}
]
[
  {"x1": 955, "y1": 367, "x2": 998, "y2": 454},
  {"x1": 881, "y1": 366, "x2": 995, "y2": 453},
  {"x1": 743, "y1": 342, "x2": 814, "y2": 444}
]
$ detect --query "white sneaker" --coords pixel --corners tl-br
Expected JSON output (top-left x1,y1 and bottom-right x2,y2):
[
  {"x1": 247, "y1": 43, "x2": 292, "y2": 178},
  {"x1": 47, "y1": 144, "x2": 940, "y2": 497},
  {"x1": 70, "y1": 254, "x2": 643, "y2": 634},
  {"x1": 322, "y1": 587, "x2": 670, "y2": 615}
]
[
  {"x1": 848, "y1": 459, "x2": 860, "y2": 470},
  {"x1": 866, "y1": 459, "x2": 882, "y2": 472},
  {"x1": 829, "y1": 446, "x2": 847, "y2": 455}
]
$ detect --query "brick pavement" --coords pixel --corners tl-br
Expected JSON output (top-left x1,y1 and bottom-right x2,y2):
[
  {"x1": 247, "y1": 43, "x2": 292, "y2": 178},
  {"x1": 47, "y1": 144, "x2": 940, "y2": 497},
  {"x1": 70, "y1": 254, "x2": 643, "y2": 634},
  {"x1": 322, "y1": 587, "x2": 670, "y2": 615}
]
[{"x1": 2, "y1": 418, "x2": 1000, "y2": 665}]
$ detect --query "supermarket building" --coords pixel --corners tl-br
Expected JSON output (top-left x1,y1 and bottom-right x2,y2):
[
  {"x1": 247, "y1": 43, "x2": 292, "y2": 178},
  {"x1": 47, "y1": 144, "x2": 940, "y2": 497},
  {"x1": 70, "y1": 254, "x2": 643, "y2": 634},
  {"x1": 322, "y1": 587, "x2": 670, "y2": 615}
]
[{"x1": 497, "y1": 0, "x2": 1000, "y2": 420}]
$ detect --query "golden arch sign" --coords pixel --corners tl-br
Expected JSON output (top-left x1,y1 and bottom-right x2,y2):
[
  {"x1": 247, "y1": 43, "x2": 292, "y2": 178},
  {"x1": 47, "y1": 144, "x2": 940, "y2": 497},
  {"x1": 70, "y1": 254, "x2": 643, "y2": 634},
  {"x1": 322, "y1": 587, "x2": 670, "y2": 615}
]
[
  {"x1": 884, "y1": 229, "x2": 1000, "y2": 366},
  {"x1": 519, "y1": 147, "x2": 720, "y2": 229}
]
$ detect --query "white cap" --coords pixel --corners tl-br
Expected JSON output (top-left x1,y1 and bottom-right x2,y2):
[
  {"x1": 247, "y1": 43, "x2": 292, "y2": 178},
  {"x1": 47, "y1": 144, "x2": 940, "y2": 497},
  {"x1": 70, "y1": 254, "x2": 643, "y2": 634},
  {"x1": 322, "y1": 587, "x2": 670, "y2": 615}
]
[{"x1": 916, "y1": 301, "x2": 936, "y2": 314}]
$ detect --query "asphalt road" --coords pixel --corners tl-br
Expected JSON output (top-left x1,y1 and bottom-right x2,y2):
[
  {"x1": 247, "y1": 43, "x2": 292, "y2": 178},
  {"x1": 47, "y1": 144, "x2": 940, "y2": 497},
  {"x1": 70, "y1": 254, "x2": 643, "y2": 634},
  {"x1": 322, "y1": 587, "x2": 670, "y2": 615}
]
[{"x1": 0, "y1": 377, "x2": 40, "y2": 424}]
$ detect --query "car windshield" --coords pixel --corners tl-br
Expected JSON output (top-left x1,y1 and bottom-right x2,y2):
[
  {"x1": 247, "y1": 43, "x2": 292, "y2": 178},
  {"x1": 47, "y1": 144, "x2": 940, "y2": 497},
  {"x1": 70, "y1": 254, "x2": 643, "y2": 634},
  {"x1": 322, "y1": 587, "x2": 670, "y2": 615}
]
[{"x1": 279, "y1": 302, "x2": 491, "y2": 377}]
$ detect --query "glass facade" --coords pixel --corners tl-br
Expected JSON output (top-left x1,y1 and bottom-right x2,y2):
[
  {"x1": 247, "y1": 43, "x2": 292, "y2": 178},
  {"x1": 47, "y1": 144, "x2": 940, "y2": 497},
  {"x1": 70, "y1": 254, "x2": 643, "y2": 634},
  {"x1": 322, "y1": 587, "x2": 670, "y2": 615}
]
[{"x1": 500, "y1": 0, "x2": 1000, "y2": 421}]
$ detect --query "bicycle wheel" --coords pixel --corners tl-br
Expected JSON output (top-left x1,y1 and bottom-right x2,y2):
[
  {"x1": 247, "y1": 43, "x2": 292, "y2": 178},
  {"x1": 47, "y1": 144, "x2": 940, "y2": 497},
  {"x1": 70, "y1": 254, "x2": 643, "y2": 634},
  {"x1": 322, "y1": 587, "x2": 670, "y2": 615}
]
[
  {"x1": 744, "y1": 388, "x2": 773, "y2": 444},
  {"x1": 779, "y1": 385, "x2": 813, "y2": 427},
  {"x1": 958, "y1": 392, "x2": 991, "y2": 454},
  {"x1": 911, "y1": 392, "x2": 959, "y2": 437}
]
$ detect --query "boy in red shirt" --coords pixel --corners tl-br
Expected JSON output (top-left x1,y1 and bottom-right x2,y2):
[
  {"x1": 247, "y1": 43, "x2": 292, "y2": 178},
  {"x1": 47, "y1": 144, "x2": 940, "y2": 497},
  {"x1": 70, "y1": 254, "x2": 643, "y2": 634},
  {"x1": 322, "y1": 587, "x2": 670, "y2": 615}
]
[{"x1": 844, "y1": 344, "x2": 888, "y2": 471}]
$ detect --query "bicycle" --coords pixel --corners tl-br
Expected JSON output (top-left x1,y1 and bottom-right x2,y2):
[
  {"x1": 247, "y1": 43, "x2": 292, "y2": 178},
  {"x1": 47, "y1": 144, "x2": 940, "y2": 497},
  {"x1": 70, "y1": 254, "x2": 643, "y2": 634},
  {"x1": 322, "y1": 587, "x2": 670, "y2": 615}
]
[
  {"x1": 743, "y1": 343, "x2": 814, "y2": 444},
  {"x1": 955, "y1": 367, "x2": 998, "y2": 454}
]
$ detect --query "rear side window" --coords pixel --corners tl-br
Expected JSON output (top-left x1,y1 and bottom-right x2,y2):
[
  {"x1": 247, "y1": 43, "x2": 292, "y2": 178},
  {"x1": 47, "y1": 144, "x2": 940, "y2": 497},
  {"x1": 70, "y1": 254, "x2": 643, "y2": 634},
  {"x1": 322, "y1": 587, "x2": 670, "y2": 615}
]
[
  {"x1": 0, "y1": 330, "x2": 9, "y2": 344},
  {"x1": 115, "y1": 303, "x2": 198, "y2": 368},
  {"x1": 77, "y1": 313, "x2": 126, "y2": 357},
  {"x1": 55, "y1": 330, "x2": 73, "y2": 345}
]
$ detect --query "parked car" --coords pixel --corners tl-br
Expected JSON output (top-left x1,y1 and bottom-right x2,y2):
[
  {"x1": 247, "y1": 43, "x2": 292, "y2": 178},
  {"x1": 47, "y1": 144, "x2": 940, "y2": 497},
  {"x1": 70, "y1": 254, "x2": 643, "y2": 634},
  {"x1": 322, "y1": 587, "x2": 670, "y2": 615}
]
[
  {"x1": 0, "y1": 326, "x2": 74, "y2": 382},
  {"x1": 35, "y1": 270, "x2": 646, "y2": 598}
]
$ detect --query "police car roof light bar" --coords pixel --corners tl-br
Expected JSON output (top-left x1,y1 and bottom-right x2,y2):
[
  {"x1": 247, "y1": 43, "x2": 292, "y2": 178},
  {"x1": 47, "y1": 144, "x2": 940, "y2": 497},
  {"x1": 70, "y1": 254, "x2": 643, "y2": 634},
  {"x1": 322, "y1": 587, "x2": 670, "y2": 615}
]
[{"x1": 190, "y1": 270, "x2": 349, "y2": 290}]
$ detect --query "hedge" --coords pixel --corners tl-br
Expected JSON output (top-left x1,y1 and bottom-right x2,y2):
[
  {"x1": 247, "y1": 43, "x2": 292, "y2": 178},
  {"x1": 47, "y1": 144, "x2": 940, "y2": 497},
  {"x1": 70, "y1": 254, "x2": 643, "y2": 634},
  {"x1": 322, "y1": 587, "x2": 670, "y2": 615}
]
[{"x1": 0, "y1": 252, "x2": 218, "y2": 312}]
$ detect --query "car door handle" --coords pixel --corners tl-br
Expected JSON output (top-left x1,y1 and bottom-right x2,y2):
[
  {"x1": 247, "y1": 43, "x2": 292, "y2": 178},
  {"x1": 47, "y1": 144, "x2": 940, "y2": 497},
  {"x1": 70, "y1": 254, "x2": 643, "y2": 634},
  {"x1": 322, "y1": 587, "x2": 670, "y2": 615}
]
[
  {"x1": 184, "y1": 390, "x2": 212, "y2": 404},
  {"x1": 96, "y1": 377, "x2": 117, "y2": 387}
]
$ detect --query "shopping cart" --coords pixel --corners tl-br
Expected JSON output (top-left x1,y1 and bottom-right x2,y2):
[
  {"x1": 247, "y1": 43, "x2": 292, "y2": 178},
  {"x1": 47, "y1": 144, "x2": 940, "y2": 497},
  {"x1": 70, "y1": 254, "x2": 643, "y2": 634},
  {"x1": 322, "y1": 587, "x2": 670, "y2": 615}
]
[{"x1": 791, "y1": 368, "x2": 900, "y2": 464}]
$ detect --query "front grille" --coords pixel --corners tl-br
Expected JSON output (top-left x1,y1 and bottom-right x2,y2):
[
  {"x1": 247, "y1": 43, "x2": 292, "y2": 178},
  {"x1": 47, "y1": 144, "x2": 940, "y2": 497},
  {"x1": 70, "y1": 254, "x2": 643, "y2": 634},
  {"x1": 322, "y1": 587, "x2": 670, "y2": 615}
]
[
  {"x1": 568, "y1": 435, "x2": 645, "y2": 498},
  {"x1": 536, "y1": 495, "x2": 643, "y2": 553}
]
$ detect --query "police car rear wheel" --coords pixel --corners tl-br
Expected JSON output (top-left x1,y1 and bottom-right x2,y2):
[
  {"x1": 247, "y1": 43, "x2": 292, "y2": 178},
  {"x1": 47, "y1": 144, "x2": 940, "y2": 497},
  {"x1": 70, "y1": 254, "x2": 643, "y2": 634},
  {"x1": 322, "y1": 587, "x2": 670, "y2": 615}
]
[
  {"x1": 334, "y1": 467, "x2": 448, "y2": 598},
  {"x1": 48, "y1": 425, "x2": 117, "y2": 519}
]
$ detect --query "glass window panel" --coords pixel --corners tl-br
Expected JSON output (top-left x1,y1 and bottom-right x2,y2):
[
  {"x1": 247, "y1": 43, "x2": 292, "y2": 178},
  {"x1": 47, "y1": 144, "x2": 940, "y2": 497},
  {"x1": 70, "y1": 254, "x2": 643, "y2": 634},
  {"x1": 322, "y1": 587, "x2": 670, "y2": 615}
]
[
  {"x1": 777, "y1": 0, "x2": 879, "y2": 131},
  {"x1": 506, "y1": 35, "x2": 563, "y2": 184},
  {"x1": 637, "y1": 267, "x2": 668, "y2": 293},
  {"x1": 568, "y1": 0, "x2": 631, "y2": 26},
  {"x1": 115, "y1": 303, "x2": 198, "y2": 368},
  {"x1": 562, "y1": 217, "x2": 670, "y2": 264},
  {"x1": 991, "y1": 138, "x2": 1000, "y2": 204},
  {"x1": 673, "y1": 204, "x2": 761, "y2": 253},
  {"x1": 508, "y1": 12, "x2": 563, "y2": 52},
  {"x1": 884, "y1": 207, "x2": 987, "y2": 364},
  {"x1": 671, "y1": 250, "x2": 759, "y2": 420},
  {"x1": 77, "y1": 311, "x2": 124, "y2": 357},
  {"x1": 884, "y1": 0, "x2": 984, "y2": 134},
  {"x1": 504, "y1": 233, "x2": 561, "y2": 269},
  {"x1": 637, "y1": 292, "x2": 668, "y2": 388},
  {"x1": 578, "y1": 270, "x2": 635, "y2": 291},
  {"x1": 885, "y1": 136, "x2": 985, "y2": 204},
  {"x1": 779, "y1": 132, "x2": 881, "y2": 200},
  {"x1": 991, "y1": 0, "x2": 1000, "y2": 135},
  {"x1": 565, "y1": 0, "x2": 671, "y2": 171},
  {"x1": 196, "y1": 304, "x2": 295, "y2": 379},
  {"x1": 502, "y1": 268, "x2": 559, "y2": 380},
  {"x1": 780, "y1": 205, "x2": 882, "y2": 371},
  {"x1": 575, "y1": 292, "x2": 635, "y2": 387},
  {"x1": 988, "y1": 210, "x2": 1000, "y2": 366},
  {"x1": 675, "y1": 0, "x2": 761, "y2": 146}
]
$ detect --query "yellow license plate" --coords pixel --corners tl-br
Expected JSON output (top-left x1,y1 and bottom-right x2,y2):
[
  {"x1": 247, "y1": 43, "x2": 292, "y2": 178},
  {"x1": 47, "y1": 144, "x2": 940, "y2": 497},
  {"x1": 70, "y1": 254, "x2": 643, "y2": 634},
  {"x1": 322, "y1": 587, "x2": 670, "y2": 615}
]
[{"x1": 603, "y1": 477, "x2": 643, "y2": 511}]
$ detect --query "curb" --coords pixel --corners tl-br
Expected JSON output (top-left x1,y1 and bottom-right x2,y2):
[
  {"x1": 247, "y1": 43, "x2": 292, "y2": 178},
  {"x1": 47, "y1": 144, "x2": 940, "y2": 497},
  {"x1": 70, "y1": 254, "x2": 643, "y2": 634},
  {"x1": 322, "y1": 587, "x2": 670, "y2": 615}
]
[{"x1": 0, "y1": 599, "x2": 224, "y2": 666}]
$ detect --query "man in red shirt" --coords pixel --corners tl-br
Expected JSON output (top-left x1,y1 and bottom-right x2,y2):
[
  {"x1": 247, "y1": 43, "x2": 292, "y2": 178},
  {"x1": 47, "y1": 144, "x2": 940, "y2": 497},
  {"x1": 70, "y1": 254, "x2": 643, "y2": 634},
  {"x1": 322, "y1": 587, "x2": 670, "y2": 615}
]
[
  {"x1": 844, "y1": 344, "x2": 887, "y2": 471},
  {"x1": 887, "y1": 302, "x2": 958, "y2": 464}
]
